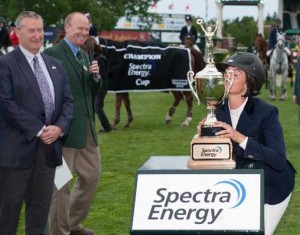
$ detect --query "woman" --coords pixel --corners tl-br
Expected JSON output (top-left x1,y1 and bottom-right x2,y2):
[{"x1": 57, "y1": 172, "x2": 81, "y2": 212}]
[{"x1": 197, "y1": 52, "x2": 296, "y2": 235}]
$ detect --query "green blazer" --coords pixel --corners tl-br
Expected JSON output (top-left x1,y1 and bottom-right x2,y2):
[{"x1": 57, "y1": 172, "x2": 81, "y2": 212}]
[{"x1": 44, "y1": 40, "x2": 99, "y2": 148}]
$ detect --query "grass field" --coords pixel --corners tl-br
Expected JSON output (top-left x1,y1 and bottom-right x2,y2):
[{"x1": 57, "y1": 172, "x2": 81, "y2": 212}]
[{"x1": 17, "y1": 79, "x2": 299, "y2": 234}]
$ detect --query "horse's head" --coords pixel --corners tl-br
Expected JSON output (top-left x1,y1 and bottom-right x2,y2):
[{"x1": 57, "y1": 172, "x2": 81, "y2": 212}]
[
  {"x1": 183, "y1": 34, "x2": 195, "y2": 49},
  {"x1": 254, "y1": 33, "x2": 268, "y2": 64},
  {"x1": 276, "y1": 32, "x2": 286, "y2": 49},
  {"x1": 271, "y1": 32, "x2": 289, "y2": 69},
  {"x1": 254, "y1": 33, "x2": 262, "y2": 50},
  {"x1": 255, "y1": 33, "x2": 268, "y2": 51}
]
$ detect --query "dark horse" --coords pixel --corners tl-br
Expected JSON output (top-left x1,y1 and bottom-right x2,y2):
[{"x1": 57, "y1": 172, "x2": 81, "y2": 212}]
[
  {"x1": 165, "y1": 36, "x2": 205, "y2": 127},
  {"x1": 254, "y1": 33, "x2": 269, "y2": 88}
]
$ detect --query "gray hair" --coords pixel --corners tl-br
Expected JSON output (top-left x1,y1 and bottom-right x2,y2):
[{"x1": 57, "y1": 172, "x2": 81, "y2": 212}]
[{"x1": 15, "y1": 11, "x2": 43, "y2": 29}]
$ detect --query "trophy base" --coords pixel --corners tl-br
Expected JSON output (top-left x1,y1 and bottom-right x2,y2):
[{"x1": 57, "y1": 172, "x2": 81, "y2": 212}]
[
  {"x1": 187, "y1": 136, "x2": 236, "y2": 169},
  {"x1": 201, "y1": 126, "x2": 224, "y2": 136},
  {"x1": 187, "y1": 158, "x2": 236, "y2": 169}
]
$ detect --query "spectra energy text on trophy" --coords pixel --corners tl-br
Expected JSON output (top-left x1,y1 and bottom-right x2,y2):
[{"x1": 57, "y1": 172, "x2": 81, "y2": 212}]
[{"x1": 187, "y1": 19, "x2": 235, "y2": 169}]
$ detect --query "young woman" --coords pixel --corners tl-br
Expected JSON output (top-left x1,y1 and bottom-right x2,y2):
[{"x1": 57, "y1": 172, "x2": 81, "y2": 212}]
[{"x1": 197, "y1": 52, "x2": 296, "y2": 235}]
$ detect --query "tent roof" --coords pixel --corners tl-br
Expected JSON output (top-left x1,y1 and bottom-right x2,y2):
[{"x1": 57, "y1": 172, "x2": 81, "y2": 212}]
[{"x1": 285, "y1": 29, "x2": 300, "y2": 35}]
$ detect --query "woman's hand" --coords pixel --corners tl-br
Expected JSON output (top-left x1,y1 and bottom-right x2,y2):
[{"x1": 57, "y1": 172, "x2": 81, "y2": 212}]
[
  {"x1": 196, "y1": 118, "x2": 206, "y2": 136},
  {"x1": 213, "y1": 121, "x2": 246, "y2": 144}
]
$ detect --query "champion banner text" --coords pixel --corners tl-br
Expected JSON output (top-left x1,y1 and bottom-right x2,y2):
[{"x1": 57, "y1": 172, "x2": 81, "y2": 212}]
[{"x1": 99, "y1": 38, "x2": 192, "y2": 93}]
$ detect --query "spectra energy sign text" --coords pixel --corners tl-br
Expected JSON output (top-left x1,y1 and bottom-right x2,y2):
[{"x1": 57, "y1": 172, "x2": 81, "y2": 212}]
[{"x1": 148, "y1": 188, "x2": 232, "y2": 224}]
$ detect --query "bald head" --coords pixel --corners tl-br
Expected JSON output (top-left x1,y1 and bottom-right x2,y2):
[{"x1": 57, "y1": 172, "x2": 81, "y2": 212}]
[{"x1": 64, "y1": 12, "x2": 90, "y2": 47}]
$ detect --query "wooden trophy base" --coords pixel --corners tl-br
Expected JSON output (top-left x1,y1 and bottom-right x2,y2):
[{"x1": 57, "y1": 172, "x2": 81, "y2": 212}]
[{"x1": 187, "y1": 136, "x2": 236, "y2": 169}]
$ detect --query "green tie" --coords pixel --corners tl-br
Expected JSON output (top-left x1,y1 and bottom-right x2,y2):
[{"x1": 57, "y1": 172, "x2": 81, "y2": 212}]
[{"x1": 76, "y1": 50, "x2": 82, "y2": 66}]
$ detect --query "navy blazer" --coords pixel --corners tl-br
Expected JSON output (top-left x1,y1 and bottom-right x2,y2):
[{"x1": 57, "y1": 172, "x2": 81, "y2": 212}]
[
  {"x1": 216, "y1": 97, "x2": 296, "y2": 205},
  {"x1": 268, "y1": 26, "x2": 284, "y2": 49},
  {"x1": 179, "y1": 25, "x2": 198, "y2": 44},
  {"x1": 0, "y1": 48, "x2": 73, "y2": 168}
]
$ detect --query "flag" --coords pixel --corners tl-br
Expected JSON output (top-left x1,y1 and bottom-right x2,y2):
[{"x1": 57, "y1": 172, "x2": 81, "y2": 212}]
[
  {"x1": 185, "y1": 3, "x2": 190, "y2": 11},
  {"x1": 151, "y1": 2, "x2": 157, "y2": 9}
]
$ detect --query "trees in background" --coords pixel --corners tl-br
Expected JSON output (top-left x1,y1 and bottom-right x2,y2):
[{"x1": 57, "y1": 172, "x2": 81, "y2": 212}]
[
  {"x1": 0, "y1": 0, "x2": 161, "y2": 31},
  {"x1": 193, "y1": 13, "x2": 278, "y2": 48},
  {"x1": 0, "y1": 0, "x2": 278, "y2": 48}
]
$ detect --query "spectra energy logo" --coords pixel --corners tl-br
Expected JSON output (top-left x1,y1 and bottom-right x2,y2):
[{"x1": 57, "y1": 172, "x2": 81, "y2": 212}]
[
  {"x1": 147, "y1": 179, "x2": 246, "y2": 225},
  {"x1": 200, "y1": 146, "x2": 222, "y2": 158}
]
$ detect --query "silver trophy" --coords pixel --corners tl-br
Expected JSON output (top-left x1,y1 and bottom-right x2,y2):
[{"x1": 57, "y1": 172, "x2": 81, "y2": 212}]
[
  {"x1": 187, "y1": 19, "x2": 234, "y2": 136},
  {"x1": 187, "y1": 19, "x2": 235, "y2": 169}
]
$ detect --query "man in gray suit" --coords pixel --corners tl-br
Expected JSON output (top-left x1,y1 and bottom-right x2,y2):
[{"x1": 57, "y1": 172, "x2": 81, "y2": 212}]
[{"x1": 0, "y1": 11, "x2": 73, "y2": 235}]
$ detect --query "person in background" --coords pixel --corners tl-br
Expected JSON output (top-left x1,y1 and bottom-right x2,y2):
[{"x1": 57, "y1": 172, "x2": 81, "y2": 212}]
[
  {"x1": 8, "y1": 22, "x2": 19, "y2": 47},
  {"x1": 267, "y1": 18, "x2": 291, "y2": 64},
  {"x1": 44, "y1": 12, "x2": 101, "y2": 235},
  {"x1": 179, "y1": 15, "x2": 200, "y2": 52},
  {"x1": 0, "y1": 21, "x2": 14, "y2": 55},
  {"x1": 197, "y1": 52, "x2": 296, "y2": 235},
  {"x1": 179, "y1": 15, "x2": 197, "y2": 44},
  {"x1": 268, "y1": 18, "x2": 284, "y2": 50},
  {"x1": 293, "y1": 51, "x2": 300, "y2": 125},
  {"x1": 83, "y1": 36, "x2": 113, "y2": 133},
  {"x1": 0, "y1": 17, "x2": 11, "y2": 52},
  {"x1": 85, "y1": 13, "x2": 98, "y2": 37},
  {"x1": 0, "y1": 32, "x2": 13, "y2": 55},
  {"x1": 0, "y1": 11, "x2": 73, "y2": 235}
]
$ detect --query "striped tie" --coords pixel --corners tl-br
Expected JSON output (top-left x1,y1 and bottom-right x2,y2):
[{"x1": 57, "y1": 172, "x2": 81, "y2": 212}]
[{"x1": 76, "y1": 50, "x2": 82, "y2": 65}]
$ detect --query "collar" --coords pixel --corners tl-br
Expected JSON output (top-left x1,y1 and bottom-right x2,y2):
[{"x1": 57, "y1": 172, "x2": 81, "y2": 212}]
[
  {"x1": 19, "y1": 45, "x2": 42, "y2": 63},
  {"x1": 63, "y1": 38, "x2": 80, "y2": 56},
  {"x1": 229, "y1": 97, "x2": 248, "y2": 116}
]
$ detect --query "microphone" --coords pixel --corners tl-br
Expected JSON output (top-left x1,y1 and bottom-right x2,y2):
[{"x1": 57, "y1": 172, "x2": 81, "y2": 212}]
[
  {"x1": 85, "y1": 40, "x2": 94, "y2": 65},
  {"x1": 85, "y1": 41, "x2": 99, "y2": 80}
]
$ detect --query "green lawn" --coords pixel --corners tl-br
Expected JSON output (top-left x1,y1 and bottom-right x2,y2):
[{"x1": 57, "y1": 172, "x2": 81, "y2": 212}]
[{"x1": 17, "y1": 79, "x2": 299, "y2": 234}]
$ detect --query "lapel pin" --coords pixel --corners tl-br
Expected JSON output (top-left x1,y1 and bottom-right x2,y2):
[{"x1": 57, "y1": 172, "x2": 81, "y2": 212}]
[{"x1": 52, "y1": 66, "x2": 57, "y2": 69}]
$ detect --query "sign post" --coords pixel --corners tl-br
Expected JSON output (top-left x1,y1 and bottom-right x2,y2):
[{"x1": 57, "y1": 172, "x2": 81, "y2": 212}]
[{"x1": 131, "y1": 156, "x2": 264, "y2": 235}]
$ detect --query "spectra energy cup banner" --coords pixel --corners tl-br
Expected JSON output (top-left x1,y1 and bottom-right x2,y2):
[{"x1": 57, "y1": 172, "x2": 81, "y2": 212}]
[{"x1": 99, "y1": 38, "x2": 192, "y2": 92}]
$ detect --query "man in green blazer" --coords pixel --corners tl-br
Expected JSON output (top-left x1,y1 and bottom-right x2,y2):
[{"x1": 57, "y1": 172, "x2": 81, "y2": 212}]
[{"x1": 44, "y1": 12, "x2": 101, "y2": 235}]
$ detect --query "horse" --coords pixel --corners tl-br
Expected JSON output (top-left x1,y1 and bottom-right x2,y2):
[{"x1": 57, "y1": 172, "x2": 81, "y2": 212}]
[
  {"x1": 269, "y1": 32, "x2": 289, "y2": 101},
  {"x1": 111, "y1": 92, "x2": 133, "y2": 129},
  {"x1": 165, "y1": 36, "x2": 205, "y2": 127},
  {"x1": 254, "y1": 33, "x2": 269, "y2": 88}
]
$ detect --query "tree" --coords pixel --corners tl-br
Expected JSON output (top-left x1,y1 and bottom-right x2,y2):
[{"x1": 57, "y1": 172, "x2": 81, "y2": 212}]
[
  {"x1": 223, "y1": 16, "x2": 257, "y2": 47},
  {"x1": 0, "y1": 0, "x2": 161, "y2": 31}
]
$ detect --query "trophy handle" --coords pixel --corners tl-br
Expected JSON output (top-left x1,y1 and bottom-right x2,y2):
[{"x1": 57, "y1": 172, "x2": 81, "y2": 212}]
[
  {"x1": 222, "y1": 69, "x2": 234, "y2": 104},
  {"x1": 187, "y1": 71, "x2": 200, "y2": 105}
]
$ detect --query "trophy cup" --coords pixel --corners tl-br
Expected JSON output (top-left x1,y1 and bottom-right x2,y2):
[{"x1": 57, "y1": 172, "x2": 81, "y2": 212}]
[{"x1": 187, "y1": 19, "x2": 236, "y2": 169}]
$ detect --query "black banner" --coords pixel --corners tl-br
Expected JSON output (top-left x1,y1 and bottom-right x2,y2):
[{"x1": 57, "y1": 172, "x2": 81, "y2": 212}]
[{"x1": 99, "y1": 38, "x2": 192, "y2": 92}]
